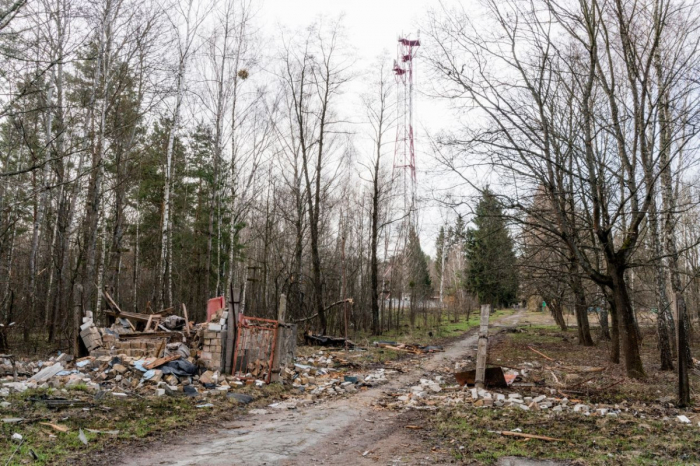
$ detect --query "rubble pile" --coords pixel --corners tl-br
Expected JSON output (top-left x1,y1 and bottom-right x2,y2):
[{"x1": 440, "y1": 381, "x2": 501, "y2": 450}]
[
  {"x1": 379, "y1": 375, "x2": 700, "y2": 427},
  {"x1": 281, "y1": 350, "x2": 393, "y2": 398},
  {"x1": 0, "y1": 301, "x2": 258, "y2": 399},
  {"x1": 0, "y1": 340, "x2": 395, "y2": 402}
]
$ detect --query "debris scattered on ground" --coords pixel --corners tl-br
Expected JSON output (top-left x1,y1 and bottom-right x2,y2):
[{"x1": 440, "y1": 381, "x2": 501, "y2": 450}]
[
  {"x1": 303, "y1": 332, "x2": 355, "y2": 347},
  {"x1": 373, "y1": 341, "x2": 444, "y2": 354},
  {"x1": 78, "y1": 428, "x2": 88, "y2": 445},
  {"x1": 376, "y1": 371, "x2": 700, "y2": 428},
  {"x1": 281, "y1": 350, "x2": 393, "y2": 398}
]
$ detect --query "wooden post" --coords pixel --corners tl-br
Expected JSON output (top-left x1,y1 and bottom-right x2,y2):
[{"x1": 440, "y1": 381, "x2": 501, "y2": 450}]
[
  {"x1": 278, "y1": 293, "x2": 287, "y2": 324},
  {"x1": 272, "y1": 293, "x2": 290, "y2": 383},
  {"x1": 475, "y1": 304, "x2": 491, "y2": 389},
  {"x1": 224, "y1": 283, "x2": 239, "y2": 374},
  {"x1": 73, "y1": 284, "x2": 88, "y2": 357}
]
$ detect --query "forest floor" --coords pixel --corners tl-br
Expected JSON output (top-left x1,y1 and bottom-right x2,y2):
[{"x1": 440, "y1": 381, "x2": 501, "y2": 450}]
[{"x1": 2, "y1": 309, "x2": 699, "y2": 465}]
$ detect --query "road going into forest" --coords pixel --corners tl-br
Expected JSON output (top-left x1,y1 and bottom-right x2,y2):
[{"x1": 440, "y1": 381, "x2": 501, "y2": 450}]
[{"x1": 121, "y1": 310, "x2": 563, "y2": 465}]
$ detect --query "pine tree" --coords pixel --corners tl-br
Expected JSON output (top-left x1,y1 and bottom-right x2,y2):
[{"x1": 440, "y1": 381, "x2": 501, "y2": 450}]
[{"x1": 465, "y1": 189, "x2": 518, "y2": 307}]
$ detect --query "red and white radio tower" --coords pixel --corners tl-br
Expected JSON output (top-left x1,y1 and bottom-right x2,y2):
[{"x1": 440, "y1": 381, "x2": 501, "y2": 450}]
[{"x1": 393, "y1": 32, "x2": 420, "y2": 223}]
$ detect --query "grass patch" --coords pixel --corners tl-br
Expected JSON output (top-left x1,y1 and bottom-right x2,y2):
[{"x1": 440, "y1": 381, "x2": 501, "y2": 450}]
[
  {"x1": 0, "y1": 383, "x2": 288, "y2": 465},
  {"x1": 419, "y1": 309, "x2": 700, "y2": 465},
  {"x1": 332, "y1": 308, "x2": 517, "y2": 366},
  {"x1": 432, "y1": 405, "x2": 700, "y2": 465}
]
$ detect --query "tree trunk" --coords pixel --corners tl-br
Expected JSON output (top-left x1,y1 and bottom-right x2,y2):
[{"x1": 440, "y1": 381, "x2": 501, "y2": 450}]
[
  {"x1": 648, "y1": 197, "x2": 674, "y2": 370},
  {"x1": 549, "y1": 298, "x2": 567, "y2": 331},
  {"x1": 370, "y1": 158, "x2": 380, "y2": 335},
  {"x1": 81, "y1": 0, "x2": 113, "y2": 315},
  {"x1": 603, "y1": 286, "x2": 621, "y2": 364},
  {"x1": 599, "y1": 307, "x2": 610, "y2": 340},
  {"x1": 610, "y1": 266, "x2": 645, "y2": 378},
  {"x1": 568, "y1": 259, "x2": 594, "y2": 346}
]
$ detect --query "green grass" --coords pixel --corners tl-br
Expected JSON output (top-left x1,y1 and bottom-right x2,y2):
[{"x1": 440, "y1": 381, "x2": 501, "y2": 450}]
[
  {"x1": 341, "y1": 308, "x2": 516, "y2": 366},
  {"x1": 356, "y1": 308, "x2": 515, "y2": 346}
]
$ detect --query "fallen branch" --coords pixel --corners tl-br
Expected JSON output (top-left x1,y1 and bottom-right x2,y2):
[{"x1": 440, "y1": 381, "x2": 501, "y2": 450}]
[
  {"x1": 568, "y1": 374, "x2": 601, "y2": 389},
  {"x1": 528, "y1": 346, "x2": 555, "y2": 361},
  {"x1": 495, "y1": 431, "x2": 564, "y2": 442},
  {"x1": 596, "y1": 378, "x2": 624, "y2": 392},
  {"x1": 293, "y1": 299, "x2": 353, "y2": 323},
  {"x1": 549, "y1": 371, "x2": 561, "y2": 385}
]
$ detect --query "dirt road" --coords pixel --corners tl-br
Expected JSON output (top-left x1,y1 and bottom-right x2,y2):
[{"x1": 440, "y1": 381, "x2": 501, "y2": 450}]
[{"x1": 123, "y1": 311, "x2": 525, "y2": 466}]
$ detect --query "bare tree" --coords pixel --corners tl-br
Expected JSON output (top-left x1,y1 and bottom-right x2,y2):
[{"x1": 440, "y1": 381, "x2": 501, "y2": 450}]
[
  {"x1": 279, "y1": 18, "x2": 351, "y2": 333},
  {"x1": 426, "y1": 0, "x2": 700, "y2": 378}
]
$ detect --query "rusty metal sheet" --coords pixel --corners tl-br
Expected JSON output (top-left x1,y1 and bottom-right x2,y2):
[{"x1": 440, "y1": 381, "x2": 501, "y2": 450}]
[
  {"x1": 455, "y1": 366, "x2": 510, "y2": 388},
  {"x1": 232, "y1": 316, "x2": 279, "y2": 384}
]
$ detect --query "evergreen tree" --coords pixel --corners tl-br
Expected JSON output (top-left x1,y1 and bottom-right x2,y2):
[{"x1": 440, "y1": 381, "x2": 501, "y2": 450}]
[
  {"x1": 406, "y1": 227, "x2": 432, "y2": 326},
  {"x1": 435, "y1": 225, "x2": 446, "y2": 288},
  {"x1": 464, "y1": 189, "x2": 519, "y2": 307}
]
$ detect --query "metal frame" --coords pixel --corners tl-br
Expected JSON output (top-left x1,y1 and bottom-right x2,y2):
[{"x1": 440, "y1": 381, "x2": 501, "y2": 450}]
[{"x1": 232, "y1": 315, "x2": 279, "y2": 384}]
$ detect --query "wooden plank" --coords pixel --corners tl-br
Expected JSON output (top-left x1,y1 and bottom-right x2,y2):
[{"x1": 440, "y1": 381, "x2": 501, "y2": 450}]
[
  {"x1": 145, "y1": 315, "x2": 153, "y2": 332},
  {"x1": 40, "y1": 422, "x2": 70, "y2": 433},
  {"x1": 105, "y1": 309, "x2": 164, "y2": 323},
  {"x1": 144, "y1": 354, "x2": 180, "y2": 370},
  {"x1": 182, "y1": 303, "x2": 191, "y2": 336},
  {"x1": 103, "y1": 290, "x2": 123, "y2": 314},
  {"x1": 154, "y1": 339, "x2": 166, "y2": 358},
  {"x1": 118, "y1": 331, "x2": 176, "y2": 340},
  {"x1": 475, "y1": 304, "x2": 491, "y2": 388}
]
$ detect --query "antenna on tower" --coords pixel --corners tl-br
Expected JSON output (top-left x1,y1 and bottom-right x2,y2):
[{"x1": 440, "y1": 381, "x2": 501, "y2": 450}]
[{"x1": 393, "y1": 31, "x2": 420, "y2": 223}]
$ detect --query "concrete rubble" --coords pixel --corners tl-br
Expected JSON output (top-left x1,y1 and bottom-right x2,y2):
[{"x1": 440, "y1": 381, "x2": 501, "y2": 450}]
[
  {"x1": 0, "y1": 344, "x2": 394, "y2": 403},
  {"x1": 377, "y1": 374, "x2": 700, "y2": 427},
  {"x1": 281, "y1": 350, "x2": 392, "y2": 398}
]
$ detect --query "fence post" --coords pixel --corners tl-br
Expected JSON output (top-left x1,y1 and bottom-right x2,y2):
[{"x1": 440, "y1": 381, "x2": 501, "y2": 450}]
[{"x1": 475, "y1": 304, "x2": 491, "y2": 389}]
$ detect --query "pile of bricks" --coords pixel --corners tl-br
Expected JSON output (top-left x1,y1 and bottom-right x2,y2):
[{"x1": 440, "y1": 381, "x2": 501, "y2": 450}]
[
  {"x1": 200, "y1": 329, "x2": 224, "y2": 371},
  {"x1": 80, "y1": 311, "x2": 103, "y2": 352},
  {"x1": 90, "y1": 339, "x2": 163, "y2": 358}
]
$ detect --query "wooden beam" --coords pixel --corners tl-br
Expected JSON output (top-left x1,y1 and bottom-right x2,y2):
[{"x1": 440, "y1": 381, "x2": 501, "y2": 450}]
[
  {"x1": 144, "y1": 354, "x2": 180, "y2": 370},
  {"x1": 182, "y1": 303, "x2": 190, "y2": 336},
  {"x1": 102, "y1": 290, "x2": 123, "y2": 314},
  {"x1": 105, "y1": 309, "x2": 164, "y2": 323},
  {"x1": 475, "y1": 304, "x2": 491, "y2": 389}
]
